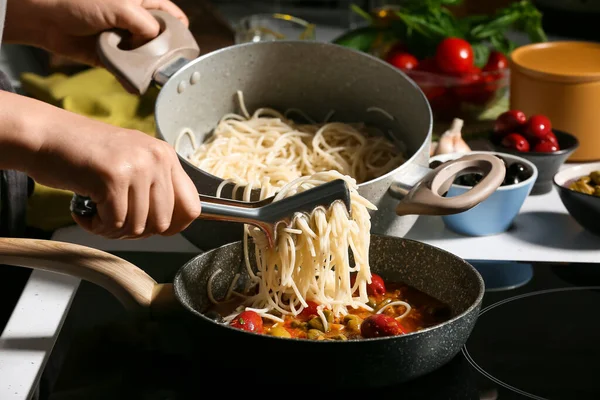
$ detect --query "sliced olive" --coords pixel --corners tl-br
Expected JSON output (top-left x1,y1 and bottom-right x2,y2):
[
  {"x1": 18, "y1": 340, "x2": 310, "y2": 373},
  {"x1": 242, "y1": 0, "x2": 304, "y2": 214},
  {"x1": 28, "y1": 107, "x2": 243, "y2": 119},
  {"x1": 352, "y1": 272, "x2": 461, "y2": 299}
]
[
  {"x1": 578, "y1": 176, "x2": 591, "y2": 185},
  {"x1": 374, "y1": 298, "x2": 392, "y2": 312},
  {"x1": 269, "y1": 326, "x2": 292, "y2": 338},
  {"x1": 323, "y1": 309, "x2": 334, "y2": 324},
  {"x1": 367, "y1": 297, "x2": 377, "y2": 308},
  {"x1": 291, "y1": 320, "x2": 308, "y2": 329},
  {"x1": 570, "y1": 181, "x2": 595, "y2": 195},
  {"x1": 307, "y1": 329, "x2": 324, "y2": 340},
  {"x1": 343, "y1": 314, "x2": 360, "y2": 324},
  {"x1": 308, "y1": 317, "x2": 325, "y2": 332},
  {"x1": 590, "y1": 171, "x2": 600, "y2": 185}
]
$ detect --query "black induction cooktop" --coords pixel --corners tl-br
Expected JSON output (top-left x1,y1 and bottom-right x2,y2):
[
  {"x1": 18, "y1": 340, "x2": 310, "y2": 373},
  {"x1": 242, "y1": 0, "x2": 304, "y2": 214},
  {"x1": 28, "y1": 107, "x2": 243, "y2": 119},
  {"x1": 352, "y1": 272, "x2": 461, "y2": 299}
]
[{"x1": 43, "y1": 253, "x2": 600, "y2": 400}]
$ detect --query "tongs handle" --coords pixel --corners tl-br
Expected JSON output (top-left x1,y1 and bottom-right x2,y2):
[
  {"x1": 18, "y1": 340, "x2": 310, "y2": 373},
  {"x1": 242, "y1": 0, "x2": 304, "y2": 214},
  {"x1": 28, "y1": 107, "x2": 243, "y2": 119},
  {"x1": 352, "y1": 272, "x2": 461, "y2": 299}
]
[{"x1": 197, "y1": 195, "x2": 269, "y2": 226}]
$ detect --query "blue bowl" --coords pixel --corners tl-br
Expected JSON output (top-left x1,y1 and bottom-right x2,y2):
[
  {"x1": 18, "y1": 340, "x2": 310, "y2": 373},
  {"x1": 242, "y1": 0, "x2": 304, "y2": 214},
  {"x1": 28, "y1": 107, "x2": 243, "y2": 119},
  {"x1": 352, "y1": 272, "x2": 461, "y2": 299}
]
[{"x1": 431, "y1": 151, "x2": 538, "y2": 236}]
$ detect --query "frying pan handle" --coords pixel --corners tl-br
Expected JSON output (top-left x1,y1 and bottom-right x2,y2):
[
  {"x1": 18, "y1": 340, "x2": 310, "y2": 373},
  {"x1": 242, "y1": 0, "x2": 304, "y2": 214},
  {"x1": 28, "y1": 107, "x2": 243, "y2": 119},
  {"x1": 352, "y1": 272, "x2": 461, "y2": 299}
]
[
  {"x1": 0, "y1": 238, "x2": 168, "y2": 311},
  {"x1": 393, "y1": 154, "x2": 506, "y2": 216},
  {"x1": 97, "y1": 10, "x2": 200, "y2": 95}
]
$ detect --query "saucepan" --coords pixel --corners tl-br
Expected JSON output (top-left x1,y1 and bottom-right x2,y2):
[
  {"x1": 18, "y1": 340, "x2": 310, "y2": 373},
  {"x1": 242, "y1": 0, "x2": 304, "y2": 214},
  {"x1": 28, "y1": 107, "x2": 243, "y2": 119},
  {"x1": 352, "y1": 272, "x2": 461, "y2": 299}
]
[
  {"x1": 95, "y1": 10, "x2": 505, "y2": 251},
  {"x1": 0, "y1": 234, "x2": 483, "y2": 388}
]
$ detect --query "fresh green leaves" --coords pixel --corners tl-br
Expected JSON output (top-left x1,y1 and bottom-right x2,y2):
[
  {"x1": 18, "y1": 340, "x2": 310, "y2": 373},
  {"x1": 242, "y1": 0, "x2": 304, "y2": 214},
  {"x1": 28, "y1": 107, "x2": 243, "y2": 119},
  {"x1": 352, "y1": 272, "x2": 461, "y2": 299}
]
[{"x1": 335, "y1": 0, "x2": 547, "y2": 59}]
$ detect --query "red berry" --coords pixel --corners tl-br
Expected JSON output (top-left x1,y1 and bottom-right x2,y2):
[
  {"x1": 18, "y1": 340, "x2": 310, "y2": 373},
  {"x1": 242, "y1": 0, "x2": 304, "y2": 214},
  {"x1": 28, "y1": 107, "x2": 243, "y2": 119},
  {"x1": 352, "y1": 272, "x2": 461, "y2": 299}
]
[
  {"x1": 435, "y1": 37, "x2": 474, "y2": 75},
  {"x1": 493, "y1": 110, "x2": 527, "y2": 140},
  {"x1": 483, "y1": 51, "x2": 509, "y2": 72},
  {"x1": 361, "y1": 314, "x2": 404, "y2": 338},
  {"x1": 386, "y1": 52, "x2": 419, "y2": 70},
  {"x1": 533, "y1": 140, "x2": 559, "y2": 153},
  {"x1": 525, "y1": 115, "x2": 552, "y2": 140},
  {"x1": 542, "y1": 131, "x2": 559, "y2": 148},
  {"x1": 501, "y1": 133, "x2": 530, "y2": 152},
  {"x1": 230, "y1": 311, "x2": 263, "y2": 333}
]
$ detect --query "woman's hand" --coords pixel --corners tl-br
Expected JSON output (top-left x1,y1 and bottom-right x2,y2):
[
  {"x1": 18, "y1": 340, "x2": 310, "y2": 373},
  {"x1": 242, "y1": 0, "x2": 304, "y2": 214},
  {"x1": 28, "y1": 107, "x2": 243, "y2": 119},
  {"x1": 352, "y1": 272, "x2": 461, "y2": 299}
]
[
  {"x1": 0, "y1": 90, "x2": 201, "y2": 239},
  {"x1": 4, "y1": 0, "x2": 188, "y2": 67}
]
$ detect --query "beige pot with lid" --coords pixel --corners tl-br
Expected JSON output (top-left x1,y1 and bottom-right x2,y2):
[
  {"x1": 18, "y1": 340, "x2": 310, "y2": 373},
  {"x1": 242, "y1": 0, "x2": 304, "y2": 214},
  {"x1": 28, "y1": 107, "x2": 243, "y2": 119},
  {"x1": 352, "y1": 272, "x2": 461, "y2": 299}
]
[{"x1": 510, "y1": 41, "x2": 600, "y2": 162}]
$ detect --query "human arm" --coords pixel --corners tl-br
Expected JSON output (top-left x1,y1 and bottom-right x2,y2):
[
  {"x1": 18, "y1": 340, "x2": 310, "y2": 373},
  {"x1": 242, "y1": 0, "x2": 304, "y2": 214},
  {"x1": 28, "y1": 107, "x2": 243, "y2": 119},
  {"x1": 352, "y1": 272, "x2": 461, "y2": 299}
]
[
  {"x1": 3, "y1": 0, "x2": 188, "y2": 67},
  {"x1": 0, "y1": 89, "x2": 201, "y2": 239}
]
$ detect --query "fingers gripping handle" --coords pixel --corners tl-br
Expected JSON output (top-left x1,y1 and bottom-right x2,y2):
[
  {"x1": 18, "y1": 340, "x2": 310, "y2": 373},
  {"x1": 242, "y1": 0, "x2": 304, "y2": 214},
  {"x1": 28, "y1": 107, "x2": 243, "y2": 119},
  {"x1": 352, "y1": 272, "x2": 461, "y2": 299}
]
[
  {"x1": 97, "y1": 10, "x2": 200, "y2": 94},
  {"x1": 395, "y1": 154, "x2": 506, "y2": 216}
]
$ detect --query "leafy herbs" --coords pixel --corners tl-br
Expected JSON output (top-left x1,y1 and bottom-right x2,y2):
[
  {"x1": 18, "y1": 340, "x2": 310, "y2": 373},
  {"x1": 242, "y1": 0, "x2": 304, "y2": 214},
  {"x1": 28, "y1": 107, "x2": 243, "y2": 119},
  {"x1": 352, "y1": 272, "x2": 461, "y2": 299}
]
[{"x1": 336, "y1": 0, "x2": 547, "y2": 65}]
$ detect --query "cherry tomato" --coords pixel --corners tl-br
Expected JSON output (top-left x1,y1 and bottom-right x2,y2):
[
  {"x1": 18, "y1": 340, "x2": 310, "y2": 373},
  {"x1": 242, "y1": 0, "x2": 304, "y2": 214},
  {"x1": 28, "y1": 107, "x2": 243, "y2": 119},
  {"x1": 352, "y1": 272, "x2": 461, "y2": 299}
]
[
  {"x1": 543, "y1": 131, "x2": 560, "y2": 147},
  {"x1": 230, "y1": 310, "x2": 263, "y2": 333},
  {"x1": 452, "y1": 66, "x2": 488, "y2": 104},
  {"x1": 533, "y1": 139, "x2": 559, "y2": 153},
  {"x1": 435, "y1": 37, "x2": 474, "y2": 75},
  {"x1": 501, "y1": 133, "x2": 530, "y2": 152},
  {"x1": 386, "y1": 52, "x2": 419, "y2": 70},
  {"x1": 299, "y1": 301, "x2": 319, "y2": 321},
  {"x1": 483, "y1": 51, "x2": 509, "y2": 72},
  {"x1": 368, "y1": 274, "x2": 386, "y2": 296},
  {"x1": 416, "y1": 57, "x2": 440, "y2": 73},
  {"x1": 361, "y1": 314, "x2": 404, "y2": 338},
  {"x1": 525, "y1": 115, "x2": 552, "y2": 140},
  {"x1": 493, "y1": 110, "x2": 527, "y2": 141},
  {"x1": 350, "y1": 273, "x2": 386, "y2": 296}
]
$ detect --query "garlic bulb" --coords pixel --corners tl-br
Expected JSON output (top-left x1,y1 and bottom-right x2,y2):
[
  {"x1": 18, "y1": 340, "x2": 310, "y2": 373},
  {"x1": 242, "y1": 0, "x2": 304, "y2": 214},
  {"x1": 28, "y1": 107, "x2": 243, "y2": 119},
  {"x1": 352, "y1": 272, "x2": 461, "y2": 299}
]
[{"x1": 433, "y1": 118, "x2": 471, "y2": 156}]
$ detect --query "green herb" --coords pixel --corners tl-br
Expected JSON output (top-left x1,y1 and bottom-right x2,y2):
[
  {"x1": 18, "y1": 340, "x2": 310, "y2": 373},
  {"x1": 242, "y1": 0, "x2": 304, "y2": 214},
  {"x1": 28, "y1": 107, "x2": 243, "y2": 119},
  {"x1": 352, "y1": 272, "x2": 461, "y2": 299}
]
[{"x1": 334, "y1": 0, "x2": 547, "y2": 60}]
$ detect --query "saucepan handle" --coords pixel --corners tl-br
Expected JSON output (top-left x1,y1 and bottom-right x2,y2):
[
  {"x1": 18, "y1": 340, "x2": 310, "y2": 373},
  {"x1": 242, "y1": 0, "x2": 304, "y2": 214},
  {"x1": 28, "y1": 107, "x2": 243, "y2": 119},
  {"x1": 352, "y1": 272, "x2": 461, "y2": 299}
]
[
  {"x1": 0, "y1": 237, "x2": 168, "y2": 311},
  {"x1": 393, "y1": 154, "x2": 506, "y2": 216},
  {"x1": 97, "y1": 10, "x2": 200, "y2": 95}
]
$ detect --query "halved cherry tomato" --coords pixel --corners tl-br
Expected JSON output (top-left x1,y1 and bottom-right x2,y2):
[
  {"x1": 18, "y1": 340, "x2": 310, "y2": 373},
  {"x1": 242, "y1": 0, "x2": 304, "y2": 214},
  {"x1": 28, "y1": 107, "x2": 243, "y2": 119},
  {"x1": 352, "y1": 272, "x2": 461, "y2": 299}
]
[
  {"x1": 386, "y1": 51, "x2": 419, "y2": 70},
  {"x1": 230, "y1": 310, "x2": 263, "y2": 333},
  {"x1": 435, "y1": 37, "x2": 474, "y2": 75},
  {"x1": 298, "y1": 300, "x2": 319, "y2": 321},
  {"x1": 350, "y1": 273, "x2": 386, "y2": 296},
  {"x1": 361, "y1": 314, "x2": 404, "y2": 338},
  {"x1": 483, "y1": 51, "x2": 508, "y2": 72}
]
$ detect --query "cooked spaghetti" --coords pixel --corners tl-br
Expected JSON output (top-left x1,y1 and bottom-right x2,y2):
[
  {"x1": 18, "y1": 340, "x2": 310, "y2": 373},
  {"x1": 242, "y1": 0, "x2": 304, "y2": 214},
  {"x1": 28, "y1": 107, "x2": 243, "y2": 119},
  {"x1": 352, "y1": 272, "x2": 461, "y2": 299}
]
[
  {"x1": 175, "y1": 91, "x2": 406, "y2": 193},
  {"x1": 176, "y1": 92, "x2": 411, "y2": 338}
]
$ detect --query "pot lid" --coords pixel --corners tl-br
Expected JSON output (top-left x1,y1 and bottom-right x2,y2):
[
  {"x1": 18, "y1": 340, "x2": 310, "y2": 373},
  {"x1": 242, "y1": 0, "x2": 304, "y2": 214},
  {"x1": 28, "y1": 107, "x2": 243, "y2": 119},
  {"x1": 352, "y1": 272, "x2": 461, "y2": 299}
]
[{"x1": 510, "y1": 41, "x2": 600, "y2": 83}]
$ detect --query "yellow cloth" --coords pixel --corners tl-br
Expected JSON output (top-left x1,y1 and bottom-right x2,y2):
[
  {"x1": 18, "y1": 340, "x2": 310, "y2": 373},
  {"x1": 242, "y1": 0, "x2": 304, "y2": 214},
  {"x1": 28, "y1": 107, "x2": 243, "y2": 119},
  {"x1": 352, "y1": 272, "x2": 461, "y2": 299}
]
[{"x1": 20, "y1": 67, "x2": 159, "y2": 231}]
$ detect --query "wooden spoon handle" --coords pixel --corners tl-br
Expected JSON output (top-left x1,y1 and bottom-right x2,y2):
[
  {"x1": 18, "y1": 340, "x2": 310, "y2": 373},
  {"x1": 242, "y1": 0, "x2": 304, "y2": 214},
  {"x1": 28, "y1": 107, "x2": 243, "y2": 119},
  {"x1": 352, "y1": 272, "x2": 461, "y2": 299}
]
[{"x1": 0, "y1": 238, "x2": 158, "y2": 310}]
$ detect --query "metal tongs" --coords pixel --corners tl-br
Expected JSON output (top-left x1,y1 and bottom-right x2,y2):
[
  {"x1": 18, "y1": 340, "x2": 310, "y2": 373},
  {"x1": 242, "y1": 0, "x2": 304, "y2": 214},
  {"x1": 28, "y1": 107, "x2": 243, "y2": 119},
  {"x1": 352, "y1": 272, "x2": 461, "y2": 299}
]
[{"x1": 70, "y1": 179, "x2": 351, "y2": 248}]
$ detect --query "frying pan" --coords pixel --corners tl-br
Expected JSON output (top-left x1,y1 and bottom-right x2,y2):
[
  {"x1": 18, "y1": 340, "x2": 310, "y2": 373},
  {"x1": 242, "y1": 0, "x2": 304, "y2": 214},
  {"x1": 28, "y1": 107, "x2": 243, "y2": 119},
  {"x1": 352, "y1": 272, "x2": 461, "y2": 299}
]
[
  {"x1": 0, "y1": 234, "x2": 484, "y2": 387},
  {"x1": 95, "y1": 10, "x2": 506, "y2": 251}
]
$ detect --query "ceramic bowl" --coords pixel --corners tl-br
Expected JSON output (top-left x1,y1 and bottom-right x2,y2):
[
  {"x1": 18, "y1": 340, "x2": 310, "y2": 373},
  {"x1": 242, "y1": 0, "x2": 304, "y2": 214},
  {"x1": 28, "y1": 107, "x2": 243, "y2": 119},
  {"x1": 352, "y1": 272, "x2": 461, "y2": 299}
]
[
  {"x1": 430, "y1": 151, "x2": 538, "y2": 236},
  {"x1": 553, "y1": 162, "x2": 600, "y2": 236},
  {"x1": 490, "y1": 129, "x2": 579, "y2": 195}
]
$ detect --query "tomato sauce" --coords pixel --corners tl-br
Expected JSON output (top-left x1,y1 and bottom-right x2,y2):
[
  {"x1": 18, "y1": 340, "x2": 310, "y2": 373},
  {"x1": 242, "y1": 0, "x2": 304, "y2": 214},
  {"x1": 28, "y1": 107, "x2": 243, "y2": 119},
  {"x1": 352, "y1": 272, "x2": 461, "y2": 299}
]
[{"x1": 208, "y1": 277, "x2": 452, "y2": 341}]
